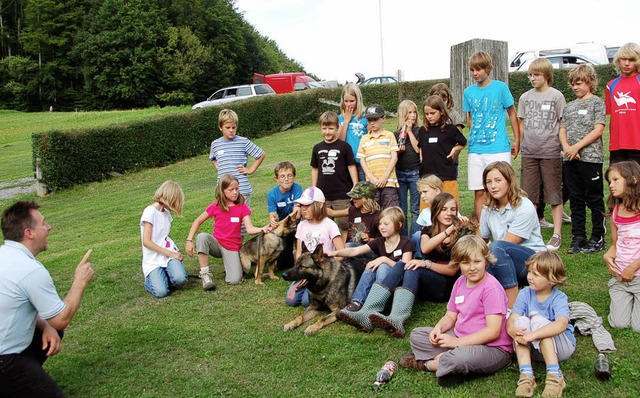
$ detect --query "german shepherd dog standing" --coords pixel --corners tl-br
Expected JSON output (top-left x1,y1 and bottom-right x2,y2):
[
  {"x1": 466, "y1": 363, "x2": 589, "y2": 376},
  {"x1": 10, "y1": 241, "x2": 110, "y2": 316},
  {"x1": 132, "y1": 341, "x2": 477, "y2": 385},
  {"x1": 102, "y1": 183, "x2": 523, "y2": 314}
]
[
  {"x1": 240, "y1": 214, "x2": 298, "y2": 285},
  {"x1": 282, "y1": 243, "x2": 365, "y2": 335}
]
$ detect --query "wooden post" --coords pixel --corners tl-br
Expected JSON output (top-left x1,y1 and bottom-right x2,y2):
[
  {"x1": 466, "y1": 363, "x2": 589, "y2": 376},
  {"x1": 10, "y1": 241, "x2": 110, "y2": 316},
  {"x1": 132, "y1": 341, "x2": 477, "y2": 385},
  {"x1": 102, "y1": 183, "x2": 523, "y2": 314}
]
[
  {"x1": 449, "y1": 38, "x2": 509, "y2": 120},
  {"x1": 35, "y1": 156, "x2": 48, "y2": 196}
]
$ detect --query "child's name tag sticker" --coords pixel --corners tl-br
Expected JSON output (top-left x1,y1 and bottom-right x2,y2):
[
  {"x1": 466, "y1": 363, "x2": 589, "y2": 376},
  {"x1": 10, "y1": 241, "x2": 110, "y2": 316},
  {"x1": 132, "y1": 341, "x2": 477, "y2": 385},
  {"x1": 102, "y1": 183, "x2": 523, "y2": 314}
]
[
  {"x1": 217, "y1": 150, "x2": 225, "y2": 156},
  {"x1": 578, "y1": 109, "x2": 588, "y2": 115},
  {"x1": 362, "y1": 141, "x2": 374, "y2": 148},
  {"x1": 541, "y1": 104, "x2": 551, "y2": 111},
  {"x1": 629, "y1": 229, "x2": 640, "y2": 237},
  {"x1": 354, "y1": 217, "x2": 362, "y2": 223},
  {"x1": 230, "y1": 217, "x2": 240, "y2": 223},
  {"x1": 428, "y1": 137, "x2": 438, "y2": 143},
  {"x1": 455, "y1": 295, "x2": 465, "y2": 304},
  {"x1": 277, "y1": 202, "x2": 287, "y2": 208},
  {"x1": 393, "y1": 249, "x2": 402, "y2": 257}
]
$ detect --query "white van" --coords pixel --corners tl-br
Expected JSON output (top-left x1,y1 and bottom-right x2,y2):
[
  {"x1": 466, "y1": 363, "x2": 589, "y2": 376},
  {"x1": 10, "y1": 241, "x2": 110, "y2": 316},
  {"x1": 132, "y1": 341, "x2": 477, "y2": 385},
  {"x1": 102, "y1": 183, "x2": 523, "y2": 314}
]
[{"x1": 509, "y1": 42, "x2": 609, "y2": 72}]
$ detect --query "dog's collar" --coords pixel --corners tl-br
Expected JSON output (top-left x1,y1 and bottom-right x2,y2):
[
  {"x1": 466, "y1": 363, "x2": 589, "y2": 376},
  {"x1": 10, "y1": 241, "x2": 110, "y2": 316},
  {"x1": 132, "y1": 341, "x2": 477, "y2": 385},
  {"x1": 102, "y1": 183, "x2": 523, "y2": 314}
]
[{"x1": 267, "y1": 230, "x2": 279, "y2": 237}]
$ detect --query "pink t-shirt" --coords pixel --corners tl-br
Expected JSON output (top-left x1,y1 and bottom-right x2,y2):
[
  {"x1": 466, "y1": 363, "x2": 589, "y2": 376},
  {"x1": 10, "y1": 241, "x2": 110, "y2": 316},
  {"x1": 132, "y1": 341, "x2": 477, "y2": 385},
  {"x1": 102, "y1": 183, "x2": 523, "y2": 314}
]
[
  {"x1": 612, "y1": 204, "x2": 640, "y2": 277},
  {"x1": 295, "y1": 217, "x2": 341, "y2": 253},
  {"x1": 205, "y1": 202, "x2": 251, "y2": 251},
  {"x1": 447, "y1": 272, "x2": 513, "y2": 352}
]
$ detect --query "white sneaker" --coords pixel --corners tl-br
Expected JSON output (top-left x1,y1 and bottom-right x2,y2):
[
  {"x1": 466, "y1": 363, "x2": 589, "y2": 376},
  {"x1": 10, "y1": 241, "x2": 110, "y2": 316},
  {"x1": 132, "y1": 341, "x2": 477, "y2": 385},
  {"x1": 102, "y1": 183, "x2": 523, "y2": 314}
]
[
  {"x1": 539, "y1": 219, "x2": 554, "y2": 228},
  {"x1": 562, "y1": 211, "x2": 572, "y2": 223},
  {"x1": 546, "y1": 233, "x2": 562, "y2": 251},
  {"x1": 199, "y1": 271, "x2": 216, "y2": 291}
]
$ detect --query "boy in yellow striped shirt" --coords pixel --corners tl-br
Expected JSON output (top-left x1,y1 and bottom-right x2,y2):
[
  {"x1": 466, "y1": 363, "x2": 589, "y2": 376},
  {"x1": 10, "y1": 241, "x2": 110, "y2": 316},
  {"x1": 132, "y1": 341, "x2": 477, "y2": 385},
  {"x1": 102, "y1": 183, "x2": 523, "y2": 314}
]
[{"x1": 357, "y1": 104, "x2": 400, "y2": 209}]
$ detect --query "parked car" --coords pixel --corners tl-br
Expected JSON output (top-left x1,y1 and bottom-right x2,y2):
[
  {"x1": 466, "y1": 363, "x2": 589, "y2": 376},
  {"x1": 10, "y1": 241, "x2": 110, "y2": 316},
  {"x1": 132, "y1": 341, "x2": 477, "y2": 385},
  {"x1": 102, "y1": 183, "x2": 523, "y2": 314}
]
[
  {"x1": 192, "y1": 84, "x2": 275, "y2": 110},
  {"x1": 361, "y1": 76, "x2": 398, "y2": 85},
  {"x1": 509, "y1": 42, "x2": 609, "y2": 72},
  {"x1": 513, "y1": 54, "x2": 605, "y2": 72},
  {"x1": 606, "y1": 46, "x2": 620, "y2": 63}
]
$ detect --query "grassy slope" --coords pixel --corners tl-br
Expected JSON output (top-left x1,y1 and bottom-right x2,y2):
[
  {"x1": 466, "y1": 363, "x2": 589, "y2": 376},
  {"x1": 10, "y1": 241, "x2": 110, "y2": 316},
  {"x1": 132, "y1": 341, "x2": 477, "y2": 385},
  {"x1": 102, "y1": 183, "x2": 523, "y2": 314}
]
[
  {"x1": 0, "y1": 108, "x2": 189, "y2": 184},
  {"x1": 1, "y1": 115, "x2": 636, "y2": 397}
]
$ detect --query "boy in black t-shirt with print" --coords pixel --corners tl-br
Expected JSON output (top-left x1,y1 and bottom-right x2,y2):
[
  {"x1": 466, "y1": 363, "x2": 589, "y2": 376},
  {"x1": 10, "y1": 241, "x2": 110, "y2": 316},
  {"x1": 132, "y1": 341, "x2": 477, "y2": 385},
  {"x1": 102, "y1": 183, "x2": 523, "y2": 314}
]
[{"x1": 311, "y1": 111, "x2": 358, "y2": 242}]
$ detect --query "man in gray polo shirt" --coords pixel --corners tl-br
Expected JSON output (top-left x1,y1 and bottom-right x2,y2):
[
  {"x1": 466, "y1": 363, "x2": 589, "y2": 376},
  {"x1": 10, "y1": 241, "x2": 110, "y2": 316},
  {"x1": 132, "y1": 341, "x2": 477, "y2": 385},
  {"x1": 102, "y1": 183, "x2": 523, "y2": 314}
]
[{"x1": 0, "y1": 201, "x2": 94, "y2": 397}]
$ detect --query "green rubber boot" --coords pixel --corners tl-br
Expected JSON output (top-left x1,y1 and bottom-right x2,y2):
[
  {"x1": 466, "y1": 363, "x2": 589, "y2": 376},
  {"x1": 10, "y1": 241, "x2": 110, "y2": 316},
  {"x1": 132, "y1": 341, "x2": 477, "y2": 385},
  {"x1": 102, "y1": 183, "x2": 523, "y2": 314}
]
[
  {"x1": 369, "y1": 287, "x2": 415, "y2": 338},
  {"x1": 336, "y1": 283, "x2": 390, "y2": 332}
]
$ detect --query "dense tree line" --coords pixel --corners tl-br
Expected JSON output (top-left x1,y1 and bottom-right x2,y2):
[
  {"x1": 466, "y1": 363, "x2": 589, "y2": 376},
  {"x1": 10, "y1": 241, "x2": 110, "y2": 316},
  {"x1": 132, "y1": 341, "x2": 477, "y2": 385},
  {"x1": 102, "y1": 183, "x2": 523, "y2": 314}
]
[{"x1": 0, "y1": 0, "x2": 305, "y2": 111}]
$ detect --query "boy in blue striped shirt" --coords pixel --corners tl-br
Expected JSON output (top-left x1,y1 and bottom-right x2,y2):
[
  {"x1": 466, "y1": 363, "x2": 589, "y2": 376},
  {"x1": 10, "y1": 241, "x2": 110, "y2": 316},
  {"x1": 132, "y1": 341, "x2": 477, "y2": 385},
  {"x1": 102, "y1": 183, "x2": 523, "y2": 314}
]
[{"x1": 209, "y1": 109, "x2": 266, "y2": 206}]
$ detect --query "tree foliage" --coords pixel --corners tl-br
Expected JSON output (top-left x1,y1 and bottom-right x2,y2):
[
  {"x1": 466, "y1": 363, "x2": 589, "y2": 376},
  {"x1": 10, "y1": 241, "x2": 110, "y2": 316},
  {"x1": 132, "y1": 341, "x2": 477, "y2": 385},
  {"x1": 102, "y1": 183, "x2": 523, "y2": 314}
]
[{"x1": 0, "y1": 0, "x2": 307, "y2": 110}]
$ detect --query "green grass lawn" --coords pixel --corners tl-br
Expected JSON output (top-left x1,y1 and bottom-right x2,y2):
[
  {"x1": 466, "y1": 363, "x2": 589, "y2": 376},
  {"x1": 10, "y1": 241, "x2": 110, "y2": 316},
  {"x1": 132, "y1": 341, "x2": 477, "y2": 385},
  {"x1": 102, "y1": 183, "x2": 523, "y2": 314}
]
[
  {"x1": 1, "y1": 114, "x2": 637, "y2": 397},
  {"x1": 0, "y1": 107, "x2": 189, "y2": 184}
]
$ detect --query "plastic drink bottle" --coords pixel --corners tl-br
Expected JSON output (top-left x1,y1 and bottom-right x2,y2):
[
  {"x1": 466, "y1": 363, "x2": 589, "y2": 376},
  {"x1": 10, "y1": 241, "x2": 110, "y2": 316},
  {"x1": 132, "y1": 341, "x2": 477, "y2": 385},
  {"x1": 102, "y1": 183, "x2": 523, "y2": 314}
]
[
  {"x1": 373, "y1": 361, "x2": 397, "y2": 387},
  {"x1": 397, "y1": 125, "x2": 407, "y2": 147},
  {"x1": 594, "y1": 353, "x2": 611, "y2": 381}
]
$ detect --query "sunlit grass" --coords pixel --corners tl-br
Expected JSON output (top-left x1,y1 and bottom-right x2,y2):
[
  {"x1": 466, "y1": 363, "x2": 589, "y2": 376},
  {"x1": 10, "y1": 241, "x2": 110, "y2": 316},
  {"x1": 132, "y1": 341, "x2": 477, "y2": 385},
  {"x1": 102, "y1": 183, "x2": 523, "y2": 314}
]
[{"x1": 2, "y1": 114, "x2": 632, "y2": 397}]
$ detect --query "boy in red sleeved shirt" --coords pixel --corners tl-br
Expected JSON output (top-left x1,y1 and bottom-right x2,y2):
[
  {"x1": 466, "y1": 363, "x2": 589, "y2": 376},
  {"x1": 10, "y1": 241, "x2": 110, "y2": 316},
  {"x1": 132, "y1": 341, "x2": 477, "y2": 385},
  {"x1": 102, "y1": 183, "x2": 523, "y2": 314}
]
[{"x1": 606, "y1": 42, "x2": 640, "y2": 164}]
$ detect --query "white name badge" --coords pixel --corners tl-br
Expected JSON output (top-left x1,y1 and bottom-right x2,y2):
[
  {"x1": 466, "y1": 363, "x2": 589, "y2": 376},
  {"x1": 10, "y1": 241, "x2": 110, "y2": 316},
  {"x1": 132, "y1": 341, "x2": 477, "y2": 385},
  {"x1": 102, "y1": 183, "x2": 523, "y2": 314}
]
[
  {"x1": 578, "y1": 109, "x2": 588, "y2": 115},
  {"x1": 541, "y1": 104, "x2": 551, "y2": 111},
  {"x1": 455, "y1": 295, "x2": 465, "y2": 304},
  {"x1": 230, "y1": 217, "x2": 240, "y2": 223},
  {"x1": 393, "y1": 249, "x2": 402, "y2": 257},
  {"x1": 277, "y1": 202, "x2": 287, "y2": 208},
  {"x1": 354, "y1": 217, "x2": 362, "y2": 223},
  {"x1": 428, "y1": 137, "x2": 438, "y2": 143},
  {"x1": 217, "y1": 150, "x2": 225, "y2": 156}
]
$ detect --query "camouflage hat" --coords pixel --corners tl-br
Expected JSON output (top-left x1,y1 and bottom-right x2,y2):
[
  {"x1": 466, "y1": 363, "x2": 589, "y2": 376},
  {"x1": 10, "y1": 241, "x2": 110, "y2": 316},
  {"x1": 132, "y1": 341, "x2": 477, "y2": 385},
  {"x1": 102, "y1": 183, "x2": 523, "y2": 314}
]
[{"x1": 347, "y1": 181, "x2": 377, "y2": 199}]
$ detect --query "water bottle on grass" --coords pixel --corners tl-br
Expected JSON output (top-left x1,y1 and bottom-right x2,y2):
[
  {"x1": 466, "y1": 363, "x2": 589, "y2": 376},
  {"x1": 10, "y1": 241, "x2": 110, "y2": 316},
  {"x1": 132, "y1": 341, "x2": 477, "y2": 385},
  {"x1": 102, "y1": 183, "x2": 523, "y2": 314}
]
[
  {"x1": 594, "y1": 353, "x2": 611, "y2": 381},
  {"x1": 373, "y1": 360, "x2": 397, "y2": 387}
]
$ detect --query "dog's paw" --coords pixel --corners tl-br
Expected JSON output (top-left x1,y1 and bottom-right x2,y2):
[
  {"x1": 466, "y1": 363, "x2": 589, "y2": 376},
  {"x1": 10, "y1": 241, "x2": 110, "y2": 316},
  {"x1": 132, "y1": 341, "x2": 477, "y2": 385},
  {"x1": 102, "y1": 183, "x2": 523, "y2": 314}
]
[
  {"x1": 283, "y1": 322, "x2": 297, "y2": 331},
  {"x1": 268, "y1": 275, "x2": 280, "y2": 281},
  {"x1": 254, "y1": 279, "x2": 264, "y2": 286},
  {"x1": 303, "y1": 324, "x2": 321, "y2": 335}
]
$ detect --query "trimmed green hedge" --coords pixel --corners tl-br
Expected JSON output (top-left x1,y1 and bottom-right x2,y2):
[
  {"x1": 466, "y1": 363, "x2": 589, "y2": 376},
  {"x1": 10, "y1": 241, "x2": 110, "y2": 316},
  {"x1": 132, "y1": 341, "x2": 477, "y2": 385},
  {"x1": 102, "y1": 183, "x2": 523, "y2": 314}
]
[{"x1": 32, "y1": 64, "x2": 618, "y2": 191}]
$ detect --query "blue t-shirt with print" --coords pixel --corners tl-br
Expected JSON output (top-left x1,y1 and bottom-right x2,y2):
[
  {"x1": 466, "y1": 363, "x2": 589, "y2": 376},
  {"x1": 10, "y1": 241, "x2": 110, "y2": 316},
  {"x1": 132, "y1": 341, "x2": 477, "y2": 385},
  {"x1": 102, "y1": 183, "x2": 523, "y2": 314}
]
[
  {"x1": 339, "y1": 114, "x2": 368, "y2": 164},
  {"x1": 463, "y1": 80, "x2": 514, "y2": 154}
]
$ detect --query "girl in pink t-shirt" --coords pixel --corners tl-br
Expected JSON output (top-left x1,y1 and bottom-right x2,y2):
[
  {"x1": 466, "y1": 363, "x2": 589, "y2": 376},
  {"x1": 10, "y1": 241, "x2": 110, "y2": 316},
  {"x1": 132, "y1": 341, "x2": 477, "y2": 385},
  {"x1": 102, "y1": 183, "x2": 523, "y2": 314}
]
[
  {"x1": 186, "y1": 174, "x2": 268, "y2": 290},
  {"x1": 398, "y1": 235, "x2": 512, "y2": 386},
  {"x1": 604, "y1": 161, "x2": 640, "y2": 332}
]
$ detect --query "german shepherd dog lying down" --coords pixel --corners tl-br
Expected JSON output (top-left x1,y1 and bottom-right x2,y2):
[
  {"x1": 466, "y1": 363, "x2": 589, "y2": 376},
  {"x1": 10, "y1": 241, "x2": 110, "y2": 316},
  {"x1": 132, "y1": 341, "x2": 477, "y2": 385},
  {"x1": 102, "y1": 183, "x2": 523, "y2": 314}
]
[
  {"x1": 239, "y1": 214, "x2": 298, "y2": 285},
  {"x1": 282, "y1": 243, "x2": 365, "y2": 335}
]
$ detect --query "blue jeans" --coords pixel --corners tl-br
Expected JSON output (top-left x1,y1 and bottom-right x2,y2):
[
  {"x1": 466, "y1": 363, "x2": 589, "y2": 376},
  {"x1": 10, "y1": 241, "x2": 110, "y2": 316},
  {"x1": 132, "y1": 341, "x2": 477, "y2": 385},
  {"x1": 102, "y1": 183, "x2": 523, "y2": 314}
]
[
  {"x1": 285, "y1": 283, "x2": 310, "y2": 307},
  {"x1": 351, "y1": 262, "x2": 393, "y2": 304},
  {"x1": 356, "y1": 163, "x2": 366, "y2": 183},
  {"x1": 411, "y1": 230, "x2": 422, "y2": 259},
  {"x1": 396, "y1": 168, "x2": 420, "y2": 236},
  {"x1": 144, "y1": 259, "x2": 189, "y2": 298},
  {"x1": 402, "y1": 268, "x2": 456, "y2": 302},
  {"x1": 346, "y1": 241, "x2": 377, "y2": 260},
  {"x1": 487, "y1": 240, "x2": 535, "y2": 289},
  {"x1": 380, "y1": 260, "x2": 407, "y2": 290}
]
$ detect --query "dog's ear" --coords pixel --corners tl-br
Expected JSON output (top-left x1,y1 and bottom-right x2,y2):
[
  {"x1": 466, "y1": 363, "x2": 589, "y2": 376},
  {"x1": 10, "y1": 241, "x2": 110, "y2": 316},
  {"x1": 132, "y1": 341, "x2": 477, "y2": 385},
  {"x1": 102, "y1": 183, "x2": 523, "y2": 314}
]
[
  {"x1": 312, "y1": 244, "x2": 324, "y2": 262},
  {"x1": 301, "y1": 241, "x2": 309, "y2": 253}
]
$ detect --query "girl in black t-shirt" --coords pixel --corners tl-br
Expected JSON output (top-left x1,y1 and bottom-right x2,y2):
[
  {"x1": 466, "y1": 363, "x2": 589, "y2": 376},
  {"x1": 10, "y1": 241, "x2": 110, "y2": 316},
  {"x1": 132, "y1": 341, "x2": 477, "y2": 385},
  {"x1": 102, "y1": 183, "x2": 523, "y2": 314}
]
[{"x1": 334, "y1": 193, "x2": 464, "y2": 337}]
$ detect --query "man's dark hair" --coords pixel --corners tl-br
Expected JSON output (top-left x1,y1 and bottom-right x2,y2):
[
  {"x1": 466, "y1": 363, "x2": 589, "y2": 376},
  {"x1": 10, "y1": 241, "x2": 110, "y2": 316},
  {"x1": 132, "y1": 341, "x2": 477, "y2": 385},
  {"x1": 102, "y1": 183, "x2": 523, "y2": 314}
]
[{"x1": 1, "y1": 201, "x2": 40, "y2": 242}]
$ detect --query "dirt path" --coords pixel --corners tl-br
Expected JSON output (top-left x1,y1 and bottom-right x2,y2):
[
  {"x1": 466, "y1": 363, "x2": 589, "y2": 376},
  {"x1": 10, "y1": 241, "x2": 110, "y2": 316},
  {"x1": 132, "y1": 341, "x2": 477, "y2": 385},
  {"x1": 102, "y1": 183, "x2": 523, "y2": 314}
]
[{"x1": 0, "y1": 177, "x2": 38, "y2": 200}]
